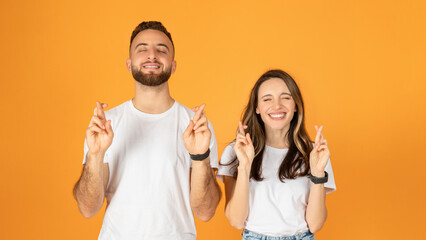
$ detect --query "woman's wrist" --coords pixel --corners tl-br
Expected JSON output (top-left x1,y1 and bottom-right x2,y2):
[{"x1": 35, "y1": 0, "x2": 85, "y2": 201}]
[
  {"x1": 237, "y1": 164, "x2": 251, "y2": 176},
  {"x1": 311, "y1": 170, "x2": 325, "y2": 178}
]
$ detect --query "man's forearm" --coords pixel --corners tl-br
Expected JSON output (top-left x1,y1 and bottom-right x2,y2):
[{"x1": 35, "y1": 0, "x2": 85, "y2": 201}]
[
  {"x1": 190, "y1": 157, "x2": 221, "y2": 222},
  {"x1": 73, "y1": 153, "x2": 106, "y2": 218}
]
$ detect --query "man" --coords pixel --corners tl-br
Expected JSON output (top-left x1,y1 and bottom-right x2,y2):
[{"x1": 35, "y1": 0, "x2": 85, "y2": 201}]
[{"x1": 73, "y1": 21, "x2": 221, "y2": 239}]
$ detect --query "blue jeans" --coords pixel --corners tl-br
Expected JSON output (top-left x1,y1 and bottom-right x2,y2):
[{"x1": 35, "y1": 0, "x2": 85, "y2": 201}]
[{"x1": 242, "y1": 229, "x2": 315, "y2": 240}]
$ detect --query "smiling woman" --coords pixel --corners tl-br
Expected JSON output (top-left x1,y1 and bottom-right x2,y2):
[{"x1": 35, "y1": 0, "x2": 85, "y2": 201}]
[
  {"x1": 218, "y1": 69, "x2": 336, "y2": 240},
  {"x1": 256, "y1": 78, "x2": 297, "y2": 142}
]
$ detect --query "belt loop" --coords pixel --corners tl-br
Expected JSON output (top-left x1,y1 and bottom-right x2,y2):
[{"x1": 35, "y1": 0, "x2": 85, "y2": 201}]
[{"x1": 241, "y1": 228, "x2": 246, "y2": 237}]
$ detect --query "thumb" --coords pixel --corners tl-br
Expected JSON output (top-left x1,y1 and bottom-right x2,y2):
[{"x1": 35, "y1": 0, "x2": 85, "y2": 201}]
[
  {"x1": 183, "y1": 120, "x2": 194, "y2": 138},
  {"x1": 105, "y1": 120, "x2": 113, "y2": 137},
  {"x1": 246, "y1": 133, "x2": 253, "y2": 146}
]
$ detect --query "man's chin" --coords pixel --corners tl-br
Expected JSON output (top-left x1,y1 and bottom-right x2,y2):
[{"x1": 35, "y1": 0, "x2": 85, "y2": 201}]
[
  {"x1": 134, "y1": 74, "x2": 170, "y2": 87},
  {"x1": 136, "y1": 79, "x2": 169, "y2": 87},
  {"x1": 131, "y1": 66, "x2": 172, "y2": 87}
]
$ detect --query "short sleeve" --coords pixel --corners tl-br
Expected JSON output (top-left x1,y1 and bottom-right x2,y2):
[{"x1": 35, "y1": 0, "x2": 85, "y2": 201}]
[
  {"x1": 324, "y1": 159, "x2": 336, "y2": 194},
  {"x1": 207, "y1": 120, "x2": 219, "y2": 169},
  {"x1": 217, "y1": 142, "x2": 238, "y2": 182}
]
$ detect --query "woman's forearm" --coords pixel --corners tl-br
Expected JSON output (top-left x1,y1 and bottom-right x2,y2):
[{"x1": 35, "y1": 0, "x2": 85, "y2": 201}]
[
  {"x1": 305, "y1": 181, "x2": 327, "y2": 233},
  {"x1": 225, "y1": 166, "x2": 251, "y2": 229}
]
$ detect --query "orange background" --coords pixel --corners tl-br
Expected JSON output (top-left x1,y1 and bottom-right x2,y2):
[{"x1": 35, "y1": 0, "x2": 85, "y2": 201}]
[{"x1": 1, "y1": 0, "x2": 425, "y2": 239}]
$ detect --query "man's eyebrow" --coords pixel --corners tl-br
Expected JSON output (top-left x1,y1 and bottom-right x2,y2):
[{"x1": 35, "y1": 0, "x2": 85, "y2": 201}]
[
  {"x1": 157, "y1": 43, "x2": 170, "y2": 51},
  {"x1": 135, "y1": 43, "x2": 148, "y2": 49},
  {"x1": 134, "y1": 43, "x2": 170, "y2": 52}
]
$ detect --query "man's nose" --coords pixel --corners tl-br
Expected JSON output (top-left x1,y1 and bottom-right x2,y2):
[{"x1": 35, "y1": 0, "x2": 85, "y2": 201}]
[{"x1": 147, "y1": 49, "x2": 157, "y2": 60}]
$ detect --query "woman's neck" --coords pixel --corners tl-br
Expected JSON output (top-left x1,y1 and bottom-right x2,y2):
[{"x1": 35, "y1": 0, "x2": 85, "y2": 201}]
[{"x1": 265, "y1": 126, "x2": 290, "y2": 149}]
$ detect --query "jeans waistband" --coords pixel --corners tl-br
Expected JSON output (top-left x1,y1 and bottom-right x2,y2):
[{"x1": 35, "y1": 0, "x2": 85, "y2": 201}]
[{"x1": 242, "y1": 229, "x2": 314, "y2": 240}]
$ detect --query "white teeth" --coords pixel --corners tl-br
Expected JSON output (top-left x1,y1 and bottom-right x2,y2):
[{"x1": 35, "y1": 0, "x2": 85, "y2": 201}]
[
  {"x1": 269, "y1": 113, "x2": 285, "y2": 118},
  {"x1": 144, "y1": 66, "x2": 159, "y2": 68}
]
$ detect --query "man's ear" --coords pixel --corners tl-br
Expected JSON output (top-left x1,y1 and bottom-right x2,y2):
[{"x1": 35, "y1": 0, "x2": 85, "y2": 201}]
[
  {"x1": 171, "y1": 60, "x2": 177, "y2": 74},
  {"x1": 126, "y1": 58, "x2": 132, "y2": 72}
]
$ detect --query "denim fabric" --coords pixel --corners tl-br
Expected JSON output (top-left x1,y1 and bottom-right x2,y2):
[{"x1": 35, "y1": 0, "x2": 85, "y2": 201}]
[{"x1": 241, "y1": 229, "x2": 315, "y2": 240}]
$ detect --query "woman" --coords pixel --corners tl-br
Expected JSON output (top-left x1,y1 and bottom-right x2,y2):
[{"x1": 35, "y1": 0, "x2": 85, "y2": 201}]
[{"x1": 218, "y1": 69, "x2": 336, "y2": 240}]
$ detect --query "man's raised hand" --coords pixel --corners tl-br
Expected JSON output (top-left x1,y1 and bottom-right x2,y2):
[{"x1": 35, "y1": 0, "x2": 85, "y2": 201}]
[
  {"x1": 183, "y1": 104, "x2": 211, "y2": 155},
  {"x1": 86, "y1": 101, "x2": 114, "y2": 155}
]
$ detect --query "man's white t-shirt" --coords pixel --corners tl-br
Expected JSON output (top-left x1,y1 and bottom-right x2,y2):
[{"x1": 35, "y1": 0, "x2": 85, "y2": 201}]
[
  {"x1": 83, "y1": 100, "x2": 219, "y2": 240},
  {"x1": 218, "y1": 143, "x2": 336, "y2": 236}
]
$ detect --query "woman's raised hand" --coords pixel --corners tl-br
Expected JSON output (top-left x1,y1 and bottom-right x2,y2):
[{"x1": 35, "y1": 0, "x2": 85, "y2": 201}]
[
  {"x1": 233, "y1": 121, "x2": 255, "y2": 169},
  {"x1": 309, "y1": 125, "x2": 330, "y2": 177}
]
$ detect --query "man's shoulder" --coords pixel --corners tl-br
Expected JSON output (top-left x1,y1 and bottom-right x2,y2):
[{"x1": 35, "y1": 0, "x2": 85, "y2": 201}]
[
  {"x1": 175, "y1": 101, "x2": 195, "y2": 118},
  {"x1": 104, "y1": 100, "x2": 131, "y2": 119}
]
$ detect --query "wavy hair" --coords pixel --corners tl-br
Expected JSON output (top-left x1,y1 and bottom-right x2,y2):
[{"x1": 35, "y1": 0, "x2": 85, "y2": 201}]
[{"x1": 228, "y1": 69, "x2": 313, "y2": 181}]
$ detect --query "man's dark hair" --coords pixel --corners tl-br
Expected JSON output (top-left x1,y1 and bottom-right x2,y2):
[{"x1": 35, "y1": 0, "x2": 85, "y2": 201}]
[{"x1": 130, "y1": 21, "x2": 174, "y2": 50}]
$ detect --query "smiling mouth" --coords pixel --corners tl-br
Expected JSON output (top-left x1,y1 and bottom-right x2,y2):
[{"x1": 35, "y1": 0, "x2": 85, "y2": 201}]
[
  {"x1": 143, "y1": 65, "x2": 160, "y2": 69},
  {"x1": 268, "y1": 113, "x2": 286, "y2": 119}
]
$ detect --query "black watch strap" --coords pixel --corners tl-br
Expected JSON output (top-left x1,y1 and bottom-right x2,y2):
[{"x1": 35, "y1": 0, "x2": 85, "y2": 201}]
[
  {"x1": 189, "y1": 149, "x2": 210, "y2": 161},
  {"x1": 309, "y1": 171, "x2": 328, "y2": 184}
]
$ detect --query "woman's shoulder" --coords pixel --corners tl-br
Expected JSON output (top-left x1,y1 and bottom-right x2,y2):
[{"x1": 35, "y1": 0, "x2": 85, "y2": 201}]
[{"x1": 220, "y1": 142, "x2": 237, "y2": 164}]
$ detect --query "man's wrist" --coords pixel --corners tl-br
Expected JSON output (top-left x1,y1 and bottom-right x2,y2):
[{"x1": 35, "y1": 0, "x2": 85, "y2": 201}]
[
  {"x1": 190, "y1": 149, "x2": 210, "y2": 161},
  {"x1": 87, "y1": 151, "x2": 106, "y2": 162}
]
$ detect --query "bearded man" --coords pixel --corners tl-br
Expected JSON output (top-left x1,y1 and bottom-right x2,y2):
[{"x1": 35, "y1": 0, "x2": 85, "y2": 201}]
[{"x1": 73, "y1": 21, "x2": 221, "y2": 240}]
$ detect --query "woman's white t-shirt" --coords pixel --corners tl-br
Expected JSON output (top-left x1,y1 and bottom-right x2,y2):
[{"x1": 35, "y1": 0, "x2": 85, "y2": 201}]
[{"x1": 218, "y1": 143, "x2": 336, "y2": 236}]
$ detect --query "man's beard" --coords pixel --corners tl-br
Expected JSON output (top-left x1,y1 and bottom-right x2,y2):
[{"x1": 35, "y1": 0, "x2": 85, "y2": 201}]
[{"x1": 131, "y1": 64, "x2": 172, "y2": 87}]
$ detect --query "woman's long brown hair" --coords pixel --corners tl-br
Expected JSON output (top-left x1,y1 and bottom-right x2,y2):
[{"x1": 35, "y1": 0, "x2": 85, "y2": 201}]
[{"x1": 226, "y1": 69, "x2": 313, "y2": 181}]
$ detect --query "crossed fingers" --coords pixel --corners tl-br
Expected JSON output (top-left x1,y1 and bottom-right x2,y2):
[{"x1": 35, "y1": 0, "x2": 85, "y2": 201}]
[
  {"x1": 88, "y1": 101, "x2": 108, "y2": 134},
  {"x1": 235, "y1": 121, "x2": 252, "y2": 146},
  {"x1": 235, "y1": 121, "x2": 247, "y2": 144},
  {"x1": 94, "y1": 102, "x2": 108, "y2": 120},
  {"x1": 192, "y1": 104, "x2": 208, "y2": 133},
  {"x1": 314, "y1": 125, "x2": 328, "y2": 152}
]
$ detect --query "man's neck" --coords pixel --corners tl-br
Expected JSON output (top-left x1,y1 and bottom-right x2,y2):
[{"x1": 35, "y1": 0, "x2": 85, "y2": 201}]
[{"x1": 132, "y1": 81, "x2": 175, "y2": 114}]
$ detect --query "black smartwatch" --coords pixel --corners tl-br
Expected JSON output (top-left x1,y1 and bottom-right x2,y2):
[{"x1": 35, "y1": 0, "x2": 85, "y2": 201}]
[
  {"x1": 309, "y1": 171, "x2": 328, "y2": 184},
  {"x1": 189, "y1": 149, "x2": 210, "y2": 161}
]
